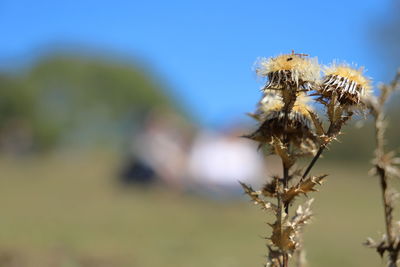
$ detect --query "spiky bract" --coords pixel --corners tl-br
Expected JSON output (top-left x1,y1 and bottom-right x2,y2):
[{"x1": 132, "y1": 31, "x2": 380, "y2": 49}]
[
  {"x1": 257, "y1": 54, "x2": 320, "y2": 92},
  {"x1": 246, "y1": 93, "x2": 316, "y2": 147},
  {"x1": 320, "y1": 65, "x2": 371, "y2": 105}
]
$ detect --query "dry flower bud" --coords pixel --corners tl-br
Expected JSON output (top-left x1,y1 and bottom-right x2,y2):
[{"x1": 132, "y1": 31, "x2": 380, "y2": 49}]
[
  {"x1": 256, "y1": 53, "x2": 320, "y2": 92},
  {"x1": 246, "y1": 93, "x2": 316, "y2": 147},
  {"x1": 320, "y1": 65, "x2": 371, "y2": 106}
]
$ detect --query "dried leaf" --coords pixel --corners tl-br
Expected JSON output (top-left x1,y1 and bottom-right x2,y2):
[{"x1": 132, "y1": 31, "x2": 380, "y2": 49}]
[
  {"x1": 269, "y1": 220, "x2": 296, "y2": 252},
  {"x1": 291, "y1": 199, "x2": 314, "y2": 228},
  {"x1": 272, "y1": 137, "x2": 295, "y2": 168},
  {"x1": 241, "y1": 128, "x2": 269, "y2": 144},
  {"x1": 307, "y1": 110, "x2": 325, "y2": 136},
  {"x1": 364, "y1": 237, "x2": 377, "y2": 248},
  {"x1": 333, "y1": 106, "x2": 344, "y2": 124},
  {"x1": 240, "y1": 181, "x2": 277, "y2": 213},
  {"x1": 327, "y1": 93, "x2": 337, "y2": 123},
  {"x1": 269, "y1": 200, "x2": 313, "y2": 253},
  {"x1": 266, "y1": 246, "x2": 282, "y2": 267},
  {"x1": 365, "y1": 234, "x2": 392, "y2": 258},
  {"x1": 262, "y1": 177, "x2": 279, "y2": 198},
  {"x1": 246, "y1": 112, "x2": 262, "y2": 121},
  {"x1": 282, "y1": 175, "x2": 327, "y2": 204}
]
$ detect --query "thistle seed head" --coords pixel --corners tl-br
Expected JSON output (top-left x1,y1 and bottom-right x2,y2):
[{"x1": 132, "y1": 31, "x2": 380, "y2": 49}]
[
  {"x1": 256, "y1": 53, "x2": 320, "y2": 92},
  {"x1": 246, "y1": 93, "x2": 316, "y2": 146},
  {"x1": 258, "y1": 91, "x2": 285, "y2": 116},
  {"x1": 320, "y1": 64, "x2": 371, "y2": 105}
]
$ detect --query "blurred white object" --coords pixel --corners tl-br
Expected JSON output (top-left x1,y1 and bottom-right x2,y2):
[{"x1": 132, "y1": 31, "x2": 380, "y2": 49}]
[{"x1": 188, "y1": 130, "x2": 264, "y2": 188}]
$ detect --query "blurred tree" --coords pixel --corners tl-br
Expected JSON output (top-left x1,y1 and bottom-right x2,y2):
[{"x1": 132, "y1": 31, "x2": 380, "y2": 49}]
[
  {"x1": 372, "y1": 0, "x2": 400, "y2": 79},
  {"x1": 371, "y1": 0, "x2": 400, "y2": 153},
  {"x1": 0, "y1": 52, "x2": 183, "y2": 153}
]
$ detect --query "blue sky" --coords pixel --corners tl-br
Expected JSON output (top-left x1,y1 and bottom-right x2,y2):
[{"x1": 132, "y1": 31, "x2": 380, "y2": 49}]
[{"x1": 0, "y1": 0, "x2": 395, "y2": 127}]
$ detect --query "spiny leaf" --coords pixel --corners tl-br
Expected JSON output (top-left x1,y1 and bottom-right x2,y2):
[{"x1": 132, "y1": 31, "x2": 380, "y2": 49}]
[
  {"x1": 327, "y1": 93, "x2": 337, "y2": 123},
  {"x1": 246, "y1": 112, "x2": 261, "y2": 121},
  {"x1": 239, "y1": 181, "x2": 277, "y2": 213},
  {"x1": 272, "y1": 137, "x2": 295, "y2": 168},
  {"x1": 266, "y1": 246, "x2": 282, "y2": 267},
  {"x1": 364, "y1": 237, "x2": 377, "y2": 248},
  {"x1": 269, "y1": 220, "x2": 296, "y2": 252},
  {"x1": 282, "y1": 175, "x2": 327, "y2": 204},
  {"x1": 262, "y1": 177, "x2": 279, "y2": 198},
  {"x1": 291, "y1": 199, "x2": 314, "y2": 228},
  {"x1": 373, "y1": 151, "x2": 400, "y2": 179},
  {"x1": 333, "y1": 106, "x2": 344, "y2": 124},
  {"x1": 364, "y1": 235, "x2": 390, "y2": 258},
  {"x1": 307, "y1": 110, "x2": 325, "y2": 136}
]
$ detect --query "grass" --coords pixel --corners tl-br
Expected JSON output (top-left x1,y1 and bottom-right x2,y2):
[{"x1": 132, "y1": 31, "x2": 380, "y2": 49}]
[{"x1": 0, "y1": 150, "x2": 390, "y2": 266}]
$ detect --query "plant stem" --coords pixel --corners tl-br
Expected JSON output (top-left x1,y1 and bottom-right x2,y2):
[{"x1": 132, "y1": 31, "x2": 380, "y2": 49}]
[
  {"x1": 378, "y1": 168, "x2": 397, "y2": 265},
  {"x1": 374, "y1": 109, "x2": 398, "y2": 266},
  {"x1": 283, "y1": 253, "x2": 289, "y2": 267},
  {"x1": 276, "y1": 190, "x2": 286, "y2": 267},
  {"x1": 282, "y1": 100, "x2": 291, "y2": 216},
  {"x1": 302, "y1": 146, "x2": 325, "y2": 179},
  {"x1": 283, "y1": 164, "x2": 290, "y2": 214},
  {"x1": 281, "y1": 94, "x2": 293, "y2": 267},
  {"x1": 301, "y1": 118, "x2": 338, "y2": 180}
]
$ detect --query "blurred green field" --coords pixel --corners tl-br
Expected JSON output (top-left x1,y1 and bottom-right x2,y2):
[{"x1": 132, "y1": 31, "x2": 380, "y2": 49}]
[{"x1": 0, "y1": 151, "x2": 391, "y2": 267}]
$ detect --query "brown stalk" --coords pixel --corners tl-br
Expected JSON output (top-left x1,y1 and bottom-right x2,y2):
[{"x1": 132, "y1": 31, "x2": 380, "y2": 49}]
[
  {"x1": 302, "y1": 93, "x2": 353, "y2": 181},
  {"x1": 281, "y1": 96, "x2": 292, "y2": 267},
  {"x1": 302, "y1": 146, "x2": 324, "y2": 179},
  {"x1": 301, "y1": 121, "x2": 336, "y2": 180},
  {"x1": 368, "y1": 70, "x2": 400, "y2": 267}
]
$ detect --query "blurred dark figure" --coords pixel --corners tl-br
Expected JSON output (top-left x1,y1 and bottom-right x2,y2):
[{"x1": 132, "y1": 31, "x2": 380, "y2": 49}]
[
  {"x1": 119, "y1": 109, "x2": 193, "y2": 189},
  {"x1": 120, "y1": 157, "x2": 157, "y2": 186}
]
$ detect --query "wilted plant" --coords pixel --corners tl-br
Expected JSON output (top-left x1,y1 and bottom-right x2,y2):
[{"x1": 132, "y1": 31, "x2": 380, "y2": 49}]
[
  {"x1": 364, "y1": 70, "x2": 400, "y2": 267},
  {"x1": 241, "y1": 51, "x2": 371, "y2": 267}
]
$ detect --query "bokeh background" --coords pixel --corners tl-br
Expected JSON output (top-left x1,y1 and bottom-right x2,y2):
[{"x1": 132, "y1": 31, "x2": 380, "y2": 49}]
[{"x1": 0, "y1": 0, "x2": 400, "y2": 266}]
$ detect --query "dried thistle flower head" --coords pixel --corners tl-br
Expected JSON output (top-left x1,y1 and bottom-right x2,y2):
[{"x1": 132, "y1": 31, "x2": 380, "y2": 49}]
[
  {"x1": 292, "y1": 93, "x2": 313, "y2": 119},
  {"x1": 246, "y1": 93, "x2": 316, "y2": 146},
  {"x1": 257, "y1": 91, "x2": 284, "y2": 118},
  {"x1": 256, "y1": 53, "x2": 320, "y2": 91},
  {"x1": 320, "y1": 64, "x2": 372, "y2": 105}
]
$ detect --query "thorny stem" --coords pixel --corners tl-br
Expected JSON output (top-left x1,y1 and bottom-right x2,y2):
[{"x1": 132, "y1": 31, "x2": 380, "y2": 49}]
[
  {"x1": 283, "y1": 164, "x2": 290, "y2": 214},
  {"x1": 280, "y1": 89, "x2": 295, "y2": 267},
  {"x1": 376, "y1": 118, "x2": 397, "y2": 266},
  {"x1": 374, "y1": 110, "x2": 397, "y2": 266},
  {"x1": 276, "y1": 190, "x2": 285, "y2": 267},
  {"x1": 379, "y1": 167, "x2": 396, "y2": 262},
  {"x1": 282, "y1": 163, "x2": 289, "y2": 267},
  {"x1": 370, "y1": 70, "x2": 400, "y2": 267},
  {"x1": 281, "y1": 88, "x2": 296, "y2": 190},
  {"x1": 282, "y1": 109, "x2": 290, "y2": 190}
]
